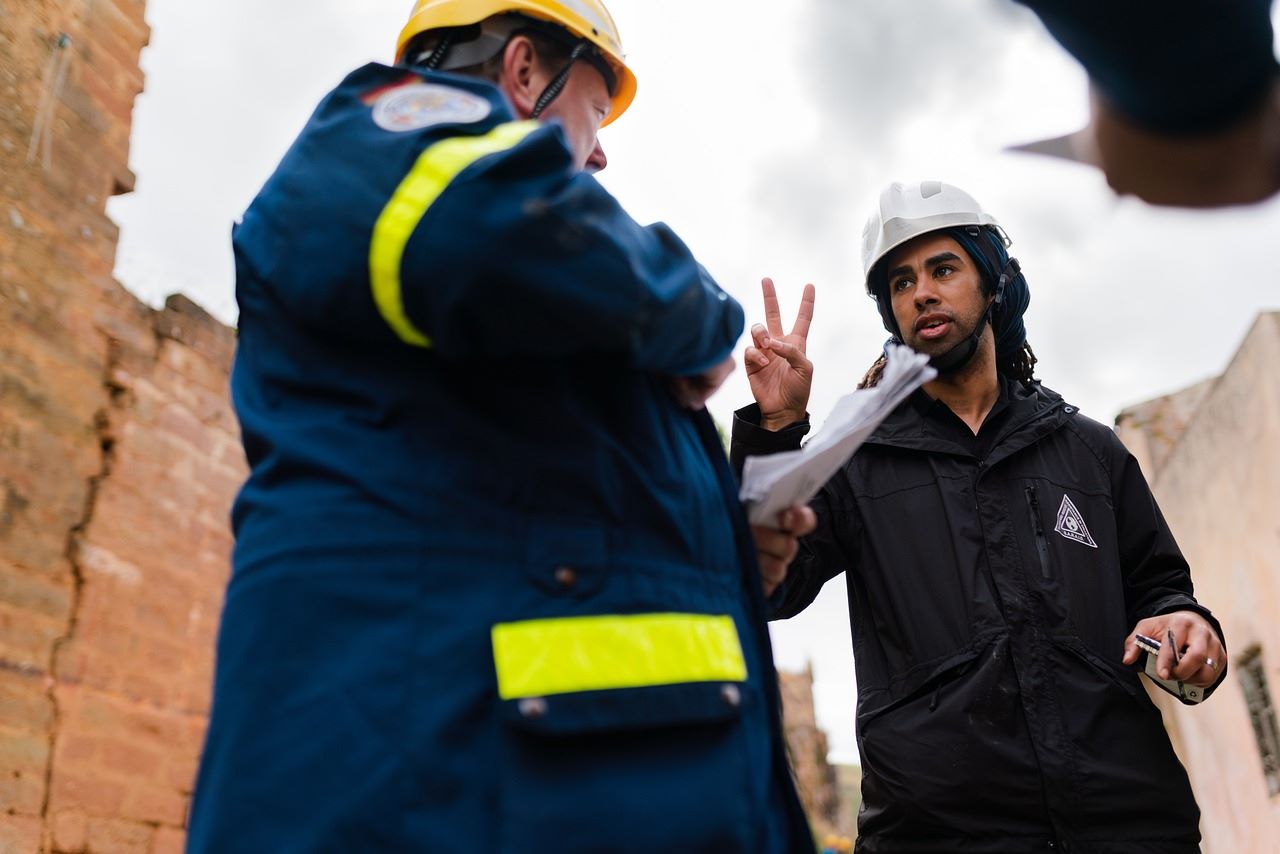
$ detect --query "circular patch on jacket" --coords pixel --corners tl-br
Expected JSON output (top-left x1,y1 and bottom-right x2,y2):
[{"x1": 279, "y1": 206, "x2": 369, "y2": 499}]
[{"x1": 371, "y1": 83, "x2": 491, "y2": 132}]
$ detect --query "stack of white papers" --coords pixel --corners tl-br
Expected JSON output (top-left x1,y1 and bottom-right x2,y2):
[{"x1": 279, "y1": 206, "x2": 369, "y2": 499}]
[{"x1": 740, "y1": 344, "x2": 935, "y2": 524}]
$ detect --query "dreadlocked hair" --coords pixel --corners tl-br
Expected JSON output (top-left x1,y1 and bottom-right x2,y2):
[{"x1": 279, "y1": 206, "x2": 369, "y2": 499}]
[
  {"x1": 857, "y1": 341, "x2": 1038, "y2": 390},
  {"x1": 857, "y1": 354, "x2": 888, "y2": 390},
  {"x1": 1003, "y1": 341, "x2": 1038, "y2": 385}
]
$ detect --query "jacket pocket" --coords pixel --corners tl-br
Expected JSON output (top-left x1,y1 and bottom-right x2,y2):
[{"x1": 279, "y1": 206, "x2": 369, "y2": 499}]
[
  {"x1": 1053, "y1": 635, "x2": 1144, "y2": 702},
  {"x1": 860, "y1": 646, "x2": 984, "y2": 727},
  {"x1": 491, "y1": 612, "x2": 748, "y2": 701},
  {"x1": 1024, "y1": 484, "x2": 1052, "y2": 579},
  {"x1": 492, "y1": 612, "x2": 753, "y2": 852},
  {"x1": 857, "y1": 639, "x2": 1048, "y2": 839},
  {"x1": 1047, "y1": 637, "x2": 1197, "y2": 825}
]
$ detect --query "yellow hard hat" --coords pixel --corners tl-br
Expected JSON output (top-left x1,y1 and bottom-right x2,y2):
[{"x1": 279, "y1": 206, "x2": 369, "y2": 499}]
[{"x1": 396, "y1": 0, "x2": 637, "y2": 126}]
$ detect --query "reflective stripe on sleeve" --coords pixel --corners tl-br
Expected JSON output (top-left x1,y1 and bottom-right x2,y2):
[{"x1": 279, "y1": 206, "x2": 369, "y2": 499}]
[
  {"x1": 368, "y1": 120, "x2": 540, "y2": 347},
  {"x1": 491, "y1": 613, "x2": 748, "y2": 700}
]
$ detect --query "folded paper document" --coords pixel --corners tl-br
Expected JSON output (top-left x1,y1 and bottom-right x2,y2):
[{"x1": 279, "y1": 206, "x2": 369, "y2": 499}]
[{"x1": 740, "y1": 345, "x2": 935, "y2": 524}]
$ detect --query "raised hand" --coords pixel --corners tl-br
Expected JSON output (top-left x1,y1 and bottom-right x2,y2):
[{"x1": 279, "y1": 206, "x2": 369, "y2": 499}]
[{"x1": 744, "y1": 278, "x2": 815, "y2": 431}]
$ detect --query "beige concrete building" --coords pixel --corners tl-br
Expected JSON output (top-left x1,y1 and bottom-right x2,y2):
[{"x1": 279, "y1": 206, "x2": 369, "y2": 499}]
[{"x1": 1115, "y1": 311, "x2": 1280, "y2": 854}]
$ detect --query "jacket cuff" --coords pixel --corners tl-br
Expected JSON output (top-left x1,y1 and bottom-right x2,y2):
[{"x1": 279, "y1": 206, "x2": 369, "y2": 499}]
[{"x1": 729, "y1": 404, "x2": 811, "y2": 477}]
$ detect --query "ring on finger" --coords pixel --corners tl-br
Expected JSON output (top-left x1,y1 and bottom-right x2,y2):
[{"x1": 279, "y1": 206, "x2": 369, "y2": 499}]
[{"x1": 1206, "y1": 657, "x2": 1218, "y2": 671}]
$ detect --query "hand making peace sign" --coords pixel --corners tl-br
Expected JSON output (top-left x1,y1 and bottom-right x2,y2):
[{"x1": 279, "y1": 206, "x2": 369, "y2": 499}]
[{"x1": 744, "y1": 278, "x2": 816, "y2": 431}]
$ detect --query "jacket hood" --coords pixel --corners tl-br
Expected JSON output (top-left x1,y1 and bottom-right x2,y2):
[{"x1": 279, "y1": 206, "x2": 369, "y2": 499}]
[{"x1": 867, "y1": 379, "x2": 1074, "y2": 465}]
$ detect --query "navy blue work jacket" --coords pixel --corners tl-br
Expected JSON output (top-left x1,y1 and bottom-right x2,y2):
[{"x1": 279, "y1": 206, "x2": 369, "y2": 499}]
[{"x1": 187, "y1": 64, "x2": 811, "y2": 852}]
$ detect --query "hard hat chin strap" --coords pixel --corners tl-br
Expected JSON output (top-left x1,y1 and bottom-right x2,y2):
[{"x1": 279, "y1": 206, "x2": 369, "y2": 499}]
[
  {"x1": 926, "y1": 319, "x2": 986, "y2": 375},
  {"x1": 418, "y1": 30, "x2": 457, "y2": 70},
  {"x1": 926, "y1": 256, "x2": 1021, "y2": 375},
  {"x1": 531, "y1": 41, "x2": 591, "y2": 118},
  {"x1": 410, "y1": 15, "x2": 612, "y2": 121}
]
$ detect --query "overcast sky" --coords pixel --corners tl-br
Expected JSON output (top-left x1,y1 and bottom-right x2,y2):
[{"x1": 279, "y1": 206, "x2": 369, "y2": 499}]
[{"x1": 108, "y1": 0, "x2": 1280, "y2": 764}]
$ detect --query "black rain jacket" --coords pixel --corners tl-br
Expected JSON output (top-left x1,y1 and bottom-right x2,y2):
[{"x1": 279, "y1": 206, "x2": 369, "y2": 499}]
[{"x1": 732, "y1": 379, "x2": 1225, "y2": 853}]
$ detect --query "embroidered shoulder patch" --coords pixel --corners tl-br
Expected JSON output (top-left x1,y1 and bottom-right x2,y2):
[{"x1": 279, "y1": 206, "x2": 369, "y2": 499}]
[
  {"x1": 371, "y1": 82, "x2": 491, "y2": 133},
  {"x1": 1054, "y1": 494, "x2": 1097, "y2": 548}
]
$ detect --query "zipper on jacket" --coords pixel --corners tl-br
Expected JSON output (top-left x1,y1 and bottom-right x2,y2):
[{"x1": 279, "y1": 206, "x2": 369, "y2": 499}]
[{"x1": 1024, "y1": 484, "x2": 1051, "y2": 578}]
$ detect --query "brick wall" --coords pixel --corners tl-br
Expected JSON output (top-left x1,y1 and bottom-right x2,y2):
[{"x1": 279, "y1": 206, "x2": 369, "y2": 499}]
[
  {"x1": 1, "y1": 1, "x2": 242, "y2": 851},
  {"x1": 779, "y1": 665, "x2": 843, "y2": 838}
]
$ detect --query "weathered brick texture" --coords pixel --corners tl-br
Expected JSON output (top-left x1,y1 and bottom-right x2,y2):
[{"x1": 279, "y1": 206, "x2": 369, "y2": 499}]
[
  {"x1": 779, "y1": 666, "x2": 844, "y2": 838},
  {"x1": 1, "y1": 1, "x2": 240, "y2": 850}
]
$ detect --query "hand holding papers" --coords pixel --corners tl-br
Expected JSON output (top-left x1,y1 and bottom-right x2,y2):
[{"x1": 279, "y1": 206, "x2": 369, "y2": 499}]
[{"x1": 739, "y1": 345, "x2": 935, "y2": 524}]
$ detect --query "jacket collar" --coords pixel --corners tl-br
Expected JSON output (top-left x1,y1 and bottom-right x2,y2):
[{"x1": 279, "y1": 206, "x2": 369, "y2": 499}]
[{"x1": 866, "y1": 377, "x2": 1072, "y2": 464}]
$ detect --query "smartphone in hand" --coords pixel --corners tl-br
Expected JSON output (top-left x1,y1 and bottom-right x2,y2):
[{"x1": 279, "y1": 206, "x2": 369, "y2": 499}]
[{"x1": 1134, "y1": 633, "x2": 1204, "y2": 704}]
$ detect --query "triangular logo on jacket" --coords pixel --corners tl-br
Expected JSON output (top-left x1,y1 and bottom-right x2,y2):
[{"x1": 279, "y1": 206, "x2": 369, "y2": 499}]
[{"x1": 1054, "y1": 494, "x2": 1097, "y2": 548}]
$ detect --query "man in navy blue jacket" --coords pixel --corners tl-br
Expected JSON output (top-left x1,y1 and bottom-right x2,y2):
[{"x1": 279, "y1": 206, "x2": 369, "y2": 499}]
[{"x1": 188, "y1": 1, "x2": 815, "y2": 850}]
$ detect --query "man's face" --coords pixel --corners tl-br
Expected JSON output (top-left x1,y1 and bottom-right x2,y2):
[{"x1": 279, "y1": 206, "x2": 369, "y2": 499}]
[
  {"x1": 533, "y1": 60, "x2": 611, "y2": 173},
  {"x1": 884, "y1": 233, "x2": 991, "y2": 357}
]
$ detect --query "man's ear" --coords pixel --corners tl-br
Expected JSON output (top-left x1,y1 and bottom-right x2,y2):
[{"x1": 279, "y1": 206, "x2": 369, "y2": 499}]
[{"x1": 498, "y1": 35, "x2": 541, "y2": 118}]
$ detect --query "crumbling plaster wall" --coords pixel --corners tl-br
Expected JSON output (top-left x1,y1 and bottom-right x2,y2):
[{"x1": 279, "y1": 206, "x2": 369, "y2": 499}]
[{"x1": 1116, "y1": 313, "x2": 1280, "y2": 854}]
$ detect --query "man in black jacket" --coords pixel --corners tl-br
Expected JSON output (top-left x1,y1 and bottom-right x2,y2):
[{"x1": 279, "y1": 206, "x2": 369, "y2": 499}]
[{"x1": 733, "y1": 181, "x2": 1227, "y2": 852}]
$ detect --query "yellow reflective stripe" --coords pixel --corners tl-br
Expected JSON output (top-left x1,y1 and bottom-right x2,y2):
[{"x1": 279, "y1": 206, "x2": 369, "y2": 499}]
[
  {"x1": 368, "y1": 120, "x2": 540, "y2": 347},
  {"x1": 491, "y1": 612, "x2": 748, "y2": 700}
]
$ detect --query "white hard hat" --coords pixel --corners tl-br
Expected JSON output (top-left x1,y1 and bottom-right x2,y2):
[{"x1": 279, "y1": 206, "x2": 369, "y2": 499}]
[{"x1": 860, "y1": 181, "x2": 1002, "y2": 295}]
